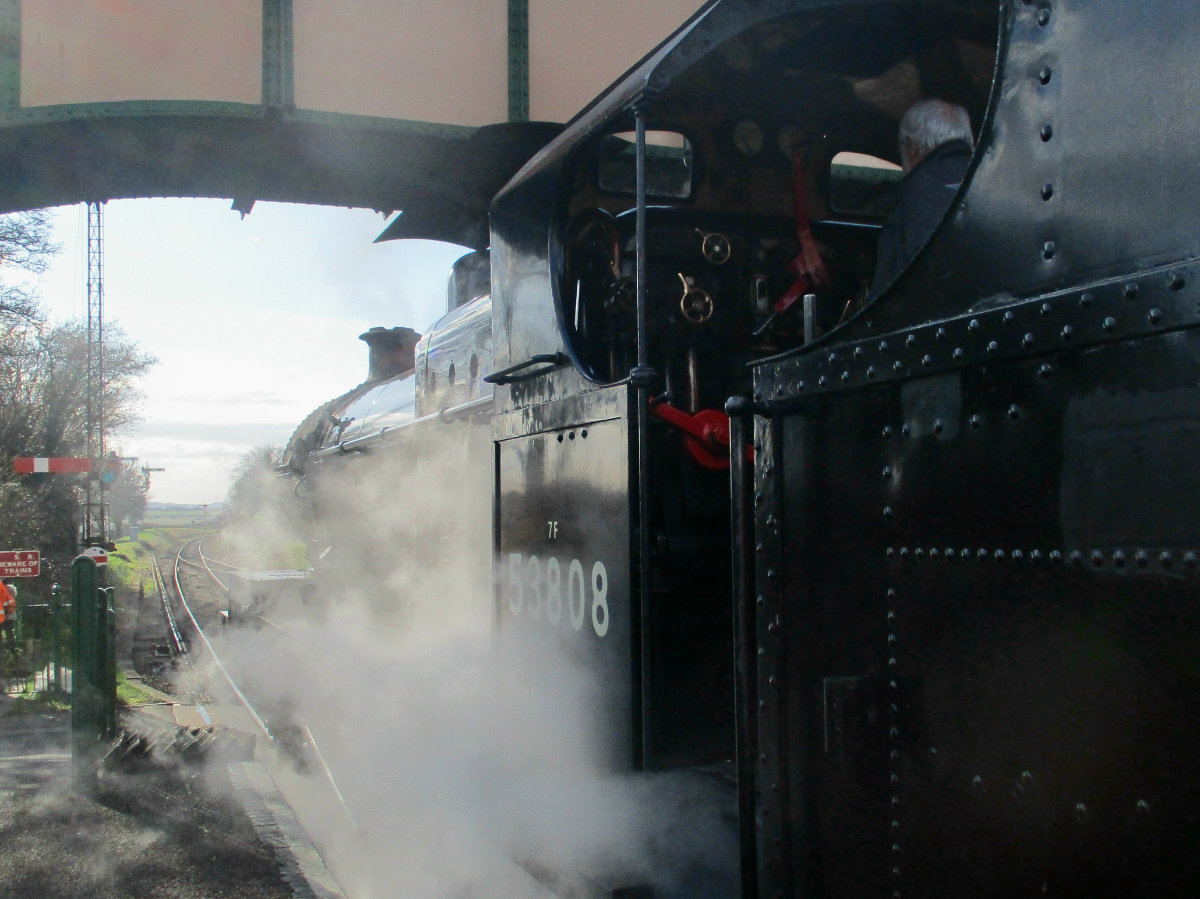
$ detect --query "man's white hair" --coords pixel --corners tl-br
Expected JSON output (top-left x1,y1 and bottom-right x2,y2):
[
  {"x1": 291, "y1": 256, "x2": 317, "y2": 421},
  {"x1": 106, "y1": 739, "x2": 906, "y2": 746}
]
[{"x1": 899, "y1": 99, "x2": 973, "y2": 169}]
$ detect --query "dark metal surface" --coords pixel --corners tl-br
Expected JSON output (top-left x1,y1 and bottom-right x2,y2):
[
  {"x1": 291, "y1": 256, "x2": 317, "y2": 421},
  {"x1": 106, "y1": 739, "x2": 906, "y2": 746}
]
[{"x1": 746, "y1": 2, "x2": 1200, "y2": 894}]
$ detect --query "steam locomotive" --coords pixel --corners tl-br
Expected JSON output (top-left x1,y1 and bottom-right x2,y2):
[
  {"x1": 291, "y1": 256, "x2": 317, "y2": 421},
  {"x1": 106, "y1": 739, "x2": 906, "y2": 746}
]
[{"x1": 285, "y1": 0, "x2": 1200, "y2": 895}]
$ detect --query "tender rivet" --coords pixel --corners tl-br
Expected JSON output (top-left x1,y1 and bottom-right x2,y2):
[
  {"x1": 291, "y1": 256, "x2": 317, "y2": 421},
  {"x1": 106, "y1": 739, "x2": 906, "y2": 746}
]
[
  {"x1": 901, "y1": 423, "x2": 911, "y2": 437},
  {"x1": 1136, "y1": 799, "x2": 1150, "y2": 815},
  {"x1": 755, "y1": 543, "x2": 764, "y2": 554},
  {"x1": 1022, "y1": 332, "x2": 1034, "y2": 347},
  {"x1": 994, "y1": 549, "x2": 1006, "y2": 560},
  {"x1": 960, "y1": 548, "x2": 971, "y2": 559},
  {"x1": 1169, "y1": 272, "x2": 1186, "y2": 291},
  {"x1": 1037, "y1": 8, "x2": 1051, "y2": 26},
  {"x1": 1050, "y1": 549, "x2": 1064, "y2": 562},
  {"x1": 1135, "y1": 550, "x2": 1148, "y2": 567},
  {"x1": 1160, "y1": 551, "x2": 1174, "y2": 568},
  {"x1": 920, "y1": 354, "x2": 931, "y2": 367},
  {"x1": 827, "y1": 352, "x2": 838, "y2": 364},
  {"x1": 1079, "y1": 292, "x2": 1093, "y2": 307},
  {"x1": 1042, "y1": 241, "x2": 1056, "y2": 260},
  {"x1": 906, "y1": 333, "x2": 916, "y2": 347},
  {"x1": 914, "y1": 547, "x2": 926, "y2": 559},
  {"x1": 893, "y1": 360, "x2": 903, "y2": 372},
  {"x1": 987, "y1": 340, "x2": 998, "y2": 353},
  {"x1": 1008, "y1": 404, "x2": 1021, "y2": 420},
  {"x1": 1113, "y1": 550, "x2": 1127, "y2": 567},
  {"x1": 1012, "y1": 549, "x2": 1025, "y2": 560},
  {"x1": 933, "y1": 418, "x2": 944, "y2": 434},
  {"x1": 883, "y1": 466, "x2": 893, "y2": 480},
  {"x1": 1038, "y1": 66, "x2": 1052, "y2": 85},
  {"x1": 1039, "y1": 123, "x2": 1053, "y2": 141},
  {"x1": 882, "y1": 425, "x2": 892, "y2": 438},
  {"x1": 818, "y1": 375, "x2": 828, "y2": 388},
  {"x1": 842, "y1": 370, "x2": 851, "y2": 382},
  {"x1": 1038, "y1": 362, "x2": 1054, "y2": 378},
  {"x1": 953, "y1": 347, "x2": 964, "y2": 360},
  {"x1": 853, "y1": 346, "x2": 863, "y2": 359},
  {"x1": 899, "y1": 547, "x2": 909, "y2": 558},
  {"x1": 867, "y1": 365, "x2": 877, "y2": 378},
  {"x1": 884, "y1": 506, "x2": 894, "y2": 519},
  {"x1": 1061, "y1": 325, "x2": 1074, "y2": 340},
  {"x1": 1124, "y1": 282, "x2": 1139, "y2": 299},
  {"x1": 1040, "y1": 303, "x2": 1053, "y2": 317},
  {"x1": 1187, "y1": 551, "x2": 1199, "y2": 568},
  {"x1": 1091, "y1": 549, "x2": 1105, "y2": 566},
  {"x1": 977, "y1": 547, "x2": 988, "y2": 559},
  {"x1": 1103, "y1": 316, "x2": 1117, "y2": 331},
  {"x1": 1030, "y1": 549, "x2": 1043, "y2": 560},
  {"x1": 945, "y1": 547, "x2": 955, "y2": 557},
  {"x1": 879, "y1": 340, "x2": 889, "y2": 352},
  {"x1": 970, "y1": 413, "x2": 982, "y2": 429},
  {"x1": 1041, "y1": 182, "x2": 1054, "y2": 201},
  {"x1": 1069, "y1": 550, "x2": 1083, "y2": 565},
  {"x1": 1003, "y1": 311, "x2": 1015, "y2": 324},
  {"x1": 968, "y1": 318, "x2": 981, "y2": 332},
  {"x1": 1148, "y1": 308, "x2": 1163, "y2": 324},
  {"x1": 936, "y1": 326, "x2": 947, "y2": 341},
  {"x1": 1074, "y1": 802, "x2": 1088, "y2": 823},
  {"x1": 971, "y1": 775, "x2": 984, "y2": 793}
]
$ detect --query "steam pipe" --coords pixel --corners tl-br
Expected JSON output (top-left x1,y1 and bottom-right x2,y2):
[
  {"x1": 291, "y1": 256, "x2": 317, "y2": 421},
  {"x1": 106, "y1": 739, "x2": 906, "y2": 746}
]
[{"x1": 310, "y1": 395, "x2": 494, "y2": 460}]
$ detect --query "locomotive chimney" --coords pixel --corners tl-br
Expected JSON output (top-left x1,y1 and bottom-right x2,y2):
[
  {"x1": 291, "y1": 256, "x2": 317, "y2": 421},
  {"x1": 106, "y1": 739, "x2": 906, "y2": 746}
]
[{"x1": 359, "y1": 326, "x2": 421, "y2": 381}]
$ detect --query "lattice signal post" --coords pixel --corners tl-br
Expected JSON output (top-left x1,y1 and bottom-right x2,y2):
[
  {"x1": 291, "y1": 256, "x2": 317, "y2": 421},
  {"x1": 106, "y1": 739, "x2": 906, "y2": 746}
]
[{"x1": 85, "y1": 201, "x2": 105, "y2": 544}]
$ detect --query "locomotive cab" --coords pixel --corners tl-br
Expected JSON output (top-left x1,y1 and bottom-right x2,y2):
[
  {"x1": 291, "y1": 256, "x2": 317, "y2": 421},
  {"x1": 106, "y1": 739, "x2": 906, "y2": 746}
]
[{"x1": 490, "y1": 0, "x2": 999, "y2": 777}]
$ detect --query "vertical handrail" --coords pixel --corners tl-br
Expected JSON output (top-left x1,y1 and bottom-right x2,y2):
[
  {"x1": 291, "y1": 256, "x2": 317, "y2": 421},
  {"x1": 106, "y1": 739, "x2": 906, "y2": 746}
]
[{"x1": 631, "y1": 105, "x2": 655, "y2": 769}]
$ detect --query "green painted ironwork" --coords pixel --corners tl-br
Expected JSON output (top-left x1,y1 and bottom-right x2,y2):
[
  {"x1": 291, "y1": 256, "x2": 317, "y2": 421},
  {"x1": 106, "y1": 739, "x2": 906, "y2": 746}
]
[
  {"x1": 0, "y1": 0, "x2": 17, "y2": 109},
  {"x1": 51, "y1": 584, "x2": 62, "y2": 692},
  {"x1": 262, "y1": 0, "x2": 294, "y2": 109},
  {"x1": 71, "y1": 554, "x2": 113, "y2": 772},
  {"x1": 508, "y1": 0, "x2": 530, "y2": 122}
]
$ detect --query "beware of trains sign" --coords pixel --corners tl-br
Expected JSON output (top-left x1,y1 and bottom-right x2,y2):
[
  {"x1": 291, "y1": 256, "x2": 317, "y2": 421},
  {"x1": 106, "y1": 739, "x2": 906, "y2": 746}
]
[{"x1": 0, "y1": 551, "x2": 40, "y2": 577}]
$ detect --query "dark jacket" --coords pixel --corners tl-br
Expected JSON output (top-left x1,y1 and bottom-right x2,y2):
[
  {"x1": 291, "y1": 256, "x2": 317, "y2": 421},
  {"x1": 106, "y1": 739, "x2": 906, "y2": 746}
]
[{"x1": 870, "y1": 139, "x2": 973, "y2": 297}]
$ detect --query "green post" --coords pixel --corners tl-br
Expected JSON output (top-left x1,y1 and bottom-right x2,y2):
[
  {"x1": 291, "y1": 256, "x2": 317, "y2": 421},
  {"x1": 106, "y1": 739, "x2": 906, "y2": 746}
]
[
  {"x1": 103, "y1": 587, "x2": 116, "y2": 735},
  {"x1": 71, "y1": 552, "x2": 107, "y2": 771},
  {"x1": 50, "y1": 584, "x2": 62, "y2": 693}
]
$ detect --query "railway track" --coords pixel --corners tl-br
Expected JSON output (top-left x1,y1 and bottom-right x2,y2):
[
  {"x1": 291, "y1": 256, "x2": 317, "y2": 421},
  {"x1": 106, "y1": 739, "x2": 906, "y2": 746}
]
[{"x1": 162, "y1": 538, "x2": 358, "y2": 832}]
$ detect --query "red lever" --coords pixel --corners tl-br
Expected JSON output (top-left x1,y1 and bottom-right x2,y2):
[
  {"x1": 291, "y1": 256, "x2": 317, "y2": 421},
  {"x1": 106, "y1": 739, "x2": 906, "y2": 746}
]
[{"x1": 650, "y1": 403, "x2": 735, "y2": 470}]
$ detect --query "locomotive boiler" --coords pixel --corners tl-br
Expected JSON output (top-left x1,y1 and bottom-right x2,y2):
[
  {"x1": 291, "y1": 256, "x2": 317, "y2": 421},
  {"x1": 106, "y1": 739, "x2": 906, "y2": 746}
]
[{"x1": 286, "y1": 0, "x2": 1200, "y2": 895}]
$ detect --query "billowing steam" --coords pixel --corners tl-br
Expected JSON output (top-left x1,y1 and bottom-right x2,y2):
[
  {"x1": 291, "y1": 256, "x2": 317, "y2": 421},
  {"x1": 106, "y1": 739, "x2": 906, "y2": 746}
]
[{"x1": 210, "y1": 427, "x2": 736, "y2": 897}]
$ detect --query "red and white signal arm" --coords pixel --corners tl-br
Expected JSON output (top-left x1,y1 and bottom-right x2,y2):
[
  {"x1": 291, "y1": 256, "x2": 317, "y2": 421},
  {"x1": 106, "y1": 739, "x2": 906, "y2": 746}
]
[
  {"x1": 0, "y1": 550, "x2": 40, "y2": 577},
  {"x1": 79, "y1": 546, "x2": 108, "y2": 566}
]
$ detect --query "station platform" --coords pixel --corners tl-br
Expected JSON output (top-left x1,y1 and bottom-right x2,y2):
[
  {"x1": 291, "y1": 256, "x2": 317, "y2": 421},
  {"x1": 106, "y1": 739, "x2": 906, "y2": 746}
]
[{"x1": 0, "y1": 691, "x2": 344, "y2": 898}]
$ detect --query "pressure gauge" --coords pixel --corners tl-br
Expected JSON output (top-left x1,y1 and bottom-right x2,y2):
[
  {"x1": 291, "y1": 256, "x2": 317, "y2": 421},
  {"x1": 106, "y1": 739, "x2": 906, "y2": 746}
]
[{"x1": 733, "y1": 119, "x2": 764, "y2": 156}]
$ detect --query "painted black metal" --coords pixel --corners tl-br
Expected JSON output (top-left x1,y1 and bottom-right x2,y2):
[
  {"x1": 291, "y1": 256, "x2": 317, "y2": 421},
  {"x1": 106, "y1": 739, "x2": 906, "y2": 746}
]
[{"x1": 727, "y1": 397, "x2": 759, "y2": 898}]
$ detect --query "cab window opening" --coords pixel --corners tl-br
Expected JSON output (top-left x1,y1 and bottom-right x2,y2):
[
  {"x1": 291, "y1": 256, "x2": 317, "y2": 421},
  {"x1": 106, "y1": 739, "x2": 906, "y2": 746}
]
[{"x1": 555, "y1": 5, "x2": 997, "y2": 385}]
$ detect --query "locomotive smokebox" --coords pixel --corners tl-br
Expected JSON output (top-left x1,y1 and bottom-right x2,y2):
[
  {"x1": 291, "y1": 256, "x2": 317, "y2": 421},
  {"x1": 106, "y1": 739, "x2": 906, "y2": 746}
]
[{"x1": 360, "y1": 326, "x2": 421, "y2": 381}]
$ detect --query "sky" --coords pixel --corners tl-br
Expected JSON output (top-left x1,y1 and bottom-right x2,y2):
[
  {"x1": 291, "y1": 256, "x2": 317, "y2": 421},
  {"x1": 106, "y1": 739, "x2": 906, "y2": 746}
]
[{"x1": 34, "y1": 199, "x2": 470, "y2": 505}]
